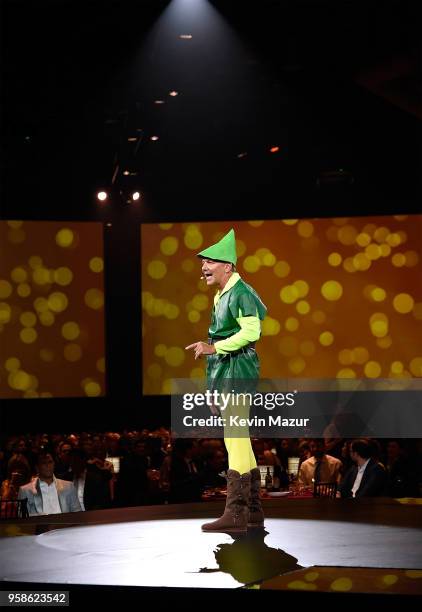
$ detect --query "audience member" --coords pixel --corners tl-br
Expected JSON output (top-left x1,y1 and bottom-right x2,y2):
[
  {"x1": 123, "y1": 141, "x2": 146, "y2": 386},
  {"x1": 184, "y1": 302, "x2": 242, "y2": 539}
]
[
  {"x1": 298, "y1": 439, "x2": 342, "y2": 486},
  {"x1": 18, "y1": 451, "x2": 81, "y2": 516},
  {"x1": 54, "y1": 441, "x2": 73, "y2": 480},
  {"x1": 276, "y1": 438, "x2": 294, "y2": 471},
  {"x1": 340, "y1": 439, "x2": 354, "y2": 475},
  {"x1": 169, "y1": 439, "x2": 203, "y2": 503},
  {"x1": 297, "y1": 440, "x2": 312, "y2": 466},
  {"x1": 323, "y1": 437, "x2": 344, "y2": 460},
  {"x1": 0, "y1": 430, "x2": 419, "y2": 513},
  {"x1": 115, "y1": 440, "x2": 149, "y2": 507},
  {"x1": 68, "y1": 449, "x2": 112, "y2": 511},
  {"x1": 200, "y1": 448, "x2": 227, "y2": 488},
  {"x1": 338, "y1": 438, "x2": 387, "y2": 498},
  {"x1": 0, "y1": 454, "x2": 32, "y2": 500},
  {"x1": 252, "y1": 439, "x2": 281, "y2": 466}
]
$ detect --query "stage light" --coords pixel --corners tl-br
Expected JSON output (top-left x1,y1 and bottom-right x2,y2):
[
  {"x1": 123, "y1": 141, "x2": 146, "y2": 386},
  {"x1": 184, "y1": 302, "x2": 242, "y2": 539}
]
[
  {"x1": 270, "y1": 146, "x2": 279, "y2": 153},
  {"x1": 150, "y1": 136, "x2": 159, "y2": 141},
  {"x1": 169, "y1": 91, "x2": 179, "y2": 97},
  {"x1": 154, "y1": 100, "x2": 165, "y2": 105},
  {"x1": 132, "y1": 192, "x2": 141, "y2": 201},
  {"x1": 179, "y1": 34, "x2": 192, "y2": 39},
  {"x1": 97, "y1": 191, "x2": 108, "y2": 202},
  {"x1": 123, "y1": 170, "x2": 130, "y2": 176}
]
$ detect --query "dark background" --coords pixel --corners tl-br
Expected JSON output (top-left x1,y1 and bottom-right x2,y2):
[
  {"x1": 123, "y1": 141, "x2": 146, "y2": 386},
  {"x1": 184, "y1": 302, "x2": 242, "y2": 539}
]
[{"x1": 0, "y1": 0, "x2": 420, "y2": 433}]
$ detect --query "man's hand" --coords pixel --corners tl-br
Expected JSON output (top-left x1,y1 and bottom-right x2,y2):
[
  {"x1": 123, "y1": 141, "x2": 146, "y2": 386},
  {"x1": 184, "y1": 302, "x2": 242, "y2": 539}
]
[{"x1": 185, "y1": 341, "x2": 216, "y2": 359}]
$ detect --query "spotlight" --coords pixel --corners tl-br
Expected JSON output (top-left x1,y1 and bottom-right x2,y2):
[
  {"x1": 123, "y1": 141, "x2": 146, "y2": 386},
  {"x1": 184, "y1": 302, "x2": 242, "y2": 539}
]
[
  {"x1": 169, "y1": 91, "x2": 179, "y2": 97},
  {"x1": 97, "y1": 191, "x2": 108, "y2": 202},
  {"x1": 132, "y1": 191, "x2": 141, "y2": 201},
  {"x1": 150, "y1": 135, "x2": 159, "y2": 141}
]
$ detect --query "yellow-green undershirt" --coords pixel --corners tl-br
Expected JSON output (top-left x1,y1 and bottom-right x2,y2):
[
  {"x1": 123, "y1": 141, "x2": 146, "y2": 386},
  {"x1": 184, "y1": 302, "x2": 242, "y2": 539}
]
[{"x1": 212, "y1": 273, "x2": 261, "y2": 355}]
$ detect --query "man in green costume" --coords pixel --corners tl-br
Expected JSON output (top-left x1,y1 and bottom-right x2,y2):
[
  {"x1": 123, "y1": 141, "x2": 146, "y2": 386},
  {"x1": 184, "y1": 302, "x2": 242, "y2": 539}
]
[{"x1": 186, "y1": 228, "x2": 267, "y2": 532}]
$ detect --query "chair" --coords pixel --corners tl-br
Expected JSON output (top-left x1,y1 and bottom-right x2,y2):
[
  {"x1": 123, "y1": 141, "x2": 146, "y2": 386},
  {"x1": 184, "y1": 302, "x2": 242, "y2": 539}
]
[
  {"x1": 0, "y1": 499, "x2": 29, "y2": 519},
  {"x1": 313, "y1": 482, "x2": 337, "y2": 499}
]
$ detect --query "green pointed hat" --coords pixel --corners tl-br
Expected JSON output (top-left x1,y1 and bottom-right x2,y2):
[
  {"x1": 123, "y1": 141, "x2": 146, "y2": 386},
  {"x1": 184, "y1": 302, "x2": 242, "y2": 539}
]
[{"x1": 197, "y1": 228, "x2": 237, "y2": 265}]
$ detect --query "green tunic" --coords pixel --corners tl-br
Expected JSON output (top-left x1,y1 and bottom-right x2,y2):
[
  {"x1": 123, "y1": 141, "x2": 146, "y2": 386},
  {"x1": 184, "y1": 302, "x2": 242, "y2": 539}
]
[{"x1": 207, "y1": 277, "x2": 267, "y2": 387}]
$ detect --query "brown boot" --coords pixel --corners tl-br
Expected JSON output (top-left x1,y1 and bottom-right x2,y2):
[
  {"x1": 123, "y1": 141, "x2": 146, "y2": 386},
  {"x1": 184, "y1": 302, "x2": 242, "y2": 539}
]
[
  {"x1": 202, "y1": 470, "x2": 251, "y2": 533},
  {"x1": 248, "y1": 467, "x2": 265, "y2": 528}
]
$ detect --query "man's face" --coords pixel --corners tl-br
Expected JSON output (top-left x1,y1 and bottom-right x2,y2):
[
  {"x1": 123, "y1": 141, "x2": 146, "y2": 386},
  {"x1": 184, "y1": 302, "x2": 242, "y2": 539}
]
[
  {"x1": 341, "y1": 441, "x2": 350, "y2": 457},
  {"x1": 16, "y1": 439, "x2": 26, "y2": 453},
  {"x1": 38, "y1": 454, "x2": 55, "y2": 480},
  {"x1": 280, "y1": 439, "x2": 290, "y2": 451},
  {"x1": 201, "y1": 258, "x2": 232, "y2": 286},
  {"x1": 299, "y1": 445, "x2": 310, "y2": 459},
  {"x1": 310, "y1": 440, "x2": 325, "y2": 458},
  {"x1": 59, "y1": 444, "x2": 72, "y2": 463},
  {"x1": 350, "y1": 448, "x2": 359, "y2": 463}
]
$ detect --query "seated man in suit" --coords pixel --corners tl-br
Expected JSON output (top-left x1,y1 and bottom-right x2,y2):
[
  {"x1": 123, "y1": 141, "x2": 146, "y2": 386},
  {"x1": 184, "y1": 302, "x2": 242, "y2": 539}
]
[
  {"x1": 338, "y1": 438, "x2": 387, "y2": 498},
  {"x1": 18, "y1": 451, "x2": 81, "y2": 516}
]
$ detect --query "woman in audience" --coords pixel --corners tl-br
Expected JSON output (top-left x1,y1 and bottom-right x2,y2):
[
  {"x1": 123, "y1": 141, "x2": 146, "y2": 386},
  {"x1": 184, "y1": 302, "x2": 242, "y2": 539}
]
[{"x1": 0, "y1": 454, "x2": 33, "y2": 500}]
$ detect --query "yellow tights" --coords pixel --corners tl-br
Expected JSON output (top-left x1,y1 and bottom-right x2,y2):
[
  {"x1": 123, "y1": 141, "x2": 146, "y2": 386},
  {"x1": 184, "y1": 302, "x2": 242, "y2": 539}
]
[
  {"x1": 224, "y1": 436, "x2": 257, "y2": 474},
  {"x1": 223, "y1": 396, "x2": 257, "y2": 474}
]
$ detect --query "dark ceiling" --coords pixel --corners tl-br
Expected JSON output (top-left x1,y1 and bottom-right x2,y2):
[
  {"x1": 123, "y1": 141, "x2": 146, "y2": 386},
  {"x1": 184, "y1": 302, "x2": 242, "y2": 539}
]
[{"x1": 1, "y1": 0, "x2": 421, "y2": 223}]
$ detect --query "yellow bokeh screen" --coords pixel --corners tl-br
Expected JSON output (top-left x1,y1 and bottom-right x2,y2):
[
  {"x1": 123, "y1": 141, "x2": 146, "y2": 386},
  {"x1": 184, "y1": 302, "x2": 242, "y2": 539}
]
[
  {"x1": 0, "y1": 221, "x2": 105, "y2": 398},
  {"x1": 141, "y1": 215, "x2": 422, "y2": 395}
]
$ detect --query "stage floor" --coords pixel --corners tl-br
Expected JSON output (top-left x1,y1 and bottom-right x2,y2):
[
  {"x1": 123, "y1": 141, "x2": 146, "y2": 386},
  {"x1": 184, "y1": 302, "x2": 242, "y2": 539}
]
[{"x1": 1, "y1": 498, "x2": 421, "y2": 589}]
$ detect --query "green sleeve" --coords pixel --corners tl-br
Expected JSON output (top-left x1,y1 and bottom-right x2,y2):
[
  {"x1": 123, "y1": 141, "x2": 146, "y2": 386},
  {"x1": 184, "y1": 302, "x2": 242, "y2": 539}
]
[
  {"x1": 228, "y1": 291, "x2": 259, "y2": 319},
  {"x1": 214, "y1": 315, "x2": 261, "y2": 354}
]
